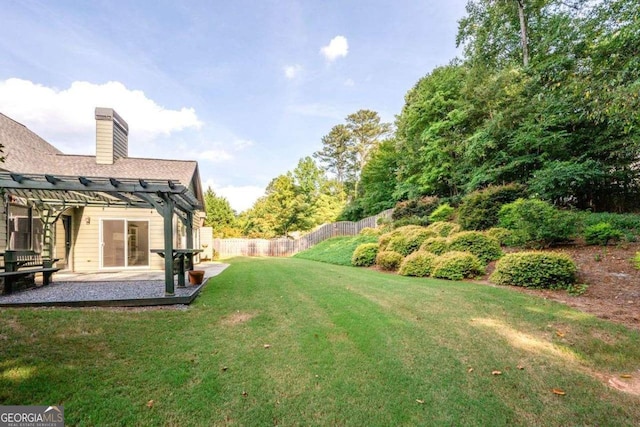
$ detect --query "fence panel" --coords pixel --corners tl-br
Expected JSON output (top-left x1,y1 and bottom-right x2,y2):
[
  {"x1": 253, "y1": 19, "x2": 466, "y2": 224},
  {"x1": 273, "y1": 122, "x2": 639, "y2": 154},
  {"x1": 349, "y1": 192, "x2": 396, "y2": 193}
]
[{"x1": 212, "y1": 208, "x2": 393, "y2": 258}]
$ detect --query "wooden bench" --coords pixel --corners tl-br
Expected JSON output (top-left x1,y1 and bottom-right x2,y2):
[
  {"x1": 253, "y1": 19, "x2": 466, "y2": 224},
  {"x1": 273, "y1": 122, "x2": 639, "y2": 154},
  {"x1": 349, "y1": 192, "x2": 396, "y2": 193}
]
[{"x1": 0, "y1": 250, "x2": 60, "y2": 295}]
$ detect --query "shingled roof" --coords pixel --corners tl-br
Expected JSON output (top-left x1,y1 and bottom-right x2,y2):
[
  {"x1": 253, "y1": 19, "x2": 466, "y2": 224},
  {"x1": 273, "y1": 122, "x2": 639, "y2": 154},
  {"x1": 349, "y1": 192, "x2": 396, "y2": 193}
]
[{"x1": 0, "y1": 112, "x2": 203, "y2": 204}]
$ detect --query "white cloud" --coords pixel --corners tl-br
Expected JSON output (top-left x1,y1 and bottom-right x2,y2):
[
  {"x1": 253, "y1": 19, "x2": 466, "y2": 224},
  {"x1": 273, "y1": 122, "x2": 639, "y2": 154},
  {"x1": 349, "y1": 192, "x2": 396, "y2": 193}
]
[
  {"x1": 203, "y1": 179, "x2": 264, "y2": 213},
  {"x1": 344, "y1": 78, "x2": 355, "y2": 87},
  {"x1": 283, "y1": 64, "x2": 302, "y2": 79},
  {"x1": 0, "y1": 78, "x2": 202, "y2": 152},
  {"x1": 320, "y1": 36, "x2": 349, "y2": 62}
]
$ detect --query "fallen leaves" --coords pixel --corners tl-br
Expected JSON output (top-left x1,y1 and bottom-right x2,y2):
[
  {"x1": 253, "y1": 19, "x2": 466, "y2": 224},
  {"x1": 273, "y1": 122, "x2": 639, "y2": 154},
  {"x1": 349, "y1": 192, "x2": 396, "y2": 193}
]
[
  {"x1": 620, "y1": 374, "x2": 633, "y2": 379},
  {"x1": 552, "y1": 388, "x2": 566, "y2": 396},
  {"x1": 416, "y1": 399, "x2": 425, "y2": 404},
  {"x1": 263, "y1": 344, "x2": 271, "y2": 349},
  {"x1": 467, "y1": 367, "x2": 474, "y2": 373},
  {"x1": 146, "y1": 400, "x2": 154, "y2": 408},
  {"x1": 492, "y1": 370, "x2": 502, "y2": 376}
]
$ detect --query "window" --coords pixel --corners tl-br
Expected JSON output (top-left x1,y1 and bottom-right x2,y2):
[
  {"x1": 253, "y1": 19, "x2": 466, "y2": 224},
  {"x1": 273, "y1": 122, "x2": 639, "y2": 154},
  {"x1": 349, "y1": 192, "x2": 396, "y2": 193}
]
[{"x1": 8, "y1": 205, "x2": 42, "y2": 251}]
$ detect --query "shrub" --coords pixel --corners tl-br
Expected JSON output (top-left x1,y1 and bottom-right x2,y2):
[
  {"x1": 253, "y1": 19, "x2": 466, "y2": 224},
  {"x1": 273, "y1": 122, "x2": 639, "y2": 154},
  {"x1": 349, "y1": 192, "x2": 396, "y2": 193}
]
[
  {"x1": 577, "y1": 211, "x2": 640, "y2": 241},
  {"x1": 398, "y1": 251, "x2": 439, "y2": 277},
  {"x1": 429, "y1": 203, "x2": 455, "y2": 222},
  {"x1": 386, "y1": 235, "x2": 412, "y2": 256},
  {"x1": 386, "y1": 227, "x2": 434, "y2": 256},
  {"x1": 486, "y1": 227, "x2": 514, "y2": 246},
  {"x1": 392, "y1": 216, "x2": 431, "y2": 227},
  {"x1": 351, "y1": 243, "x2": 379, "y2": 267},
  {"x1": 420, "y1": 237, "x2": 449, "y2": 255},
  {"x1": 633, "y1": 252, "x2": 640, "y2": 270},
  {"x1": 447, "y1": 231, "x2": 503, "y2": 264},
  {"x1": 376, "y1": 251, "x2": 404, "y2": 271},
  {"x1": 490, "y1": 252, "x2": 577, "y2": 289},
  {"x1": 584, "y1": 222, "x2": 623, "y2": 246},
  {"x1": 498, "y1": 198, "x2": 577, "y2": 248},
  {"x1": 458, "y1": 184, "x2": 527, "y2": 230},
  {"x1": 432, "y1": 251, "x2": 485, "y2": 280},
  {"x1": 359, "y1": 227, "x2": 381, "y2": 237},
  {"x1": 426, "y1": 221, "x2": 461, "y2": 237},
  {"x1": 392, "y1": 196, "x2": 440, "y2": 220},
  {"x1": 378, "y1": 230, "x2": 398, "y2": 249}
]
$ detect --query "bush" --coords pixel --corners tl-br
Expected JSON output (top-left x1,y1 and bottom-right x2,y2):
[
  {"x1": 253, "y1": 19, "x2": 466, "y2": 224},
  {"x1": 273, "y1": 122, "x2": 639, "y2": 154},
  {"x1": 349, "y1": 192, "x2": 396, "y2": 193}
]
[
  {"x1": 376, "y1": 251, "x2": 404, "y2": 271},
  {"x1": 584, "y1": 222, "x2": 623, "y2": 246},
  {"x1": 458, "y1": 184, "x2": 527, "y2": 230},
  {"x1": 429, "y1": 203, "x2": 455, "y2": 222},
  {"x1": 498, "y1": 198, "x2": 577, "y2": 248},
  {"x1": 486, "y1": 227, "x2": 514, "y2": 246},
  {"x1": 386, "y1": 228, "x2": 434, "y2": 256},
  {"x1": 420, "y1": 237, "x2": 449, "y2": 255},
  {"x1": 351, "y1": 243, "x2": 379, "y2": 267},
  {"x1": 577, "y1": 211, "x2": 640, "y2": 241},
  {"x1": 359, "y1": 227, "x2": 381, "y2": 237},
  {"x1": 392, "y1": 196, "x2": 440, "y2": 220},
  {"x1": 398, "y1": 251, "x2": 439, "y2": 277},
  {"x1": 392, "y1": 216, "x2": 431, "y2": 228},
  {"x1": 426, "y1": 221, "x2": 461, "y2": 237},
  {"x1": 447, "y1": 231, "x2": 503, "y2": 264},
  {"x1": 432, "y1": 251, "x2": 485, "y2": 280},
  {"x1": 490, "y1": 252, "x2": 577, "y2": 289},
  {"x1": 633, "y1": 252, "x2": 640, "y2": 270}
]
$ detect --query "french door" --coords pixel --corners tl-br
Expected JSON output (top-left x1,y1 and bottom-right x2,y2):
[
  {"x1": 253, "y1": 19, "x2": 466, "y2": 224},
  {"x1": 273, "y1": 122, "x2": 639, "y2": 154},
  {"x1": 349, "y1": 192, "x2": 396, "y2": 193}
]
[{"x1": 100, "y1": 219, "x2": 149, "y2": 268}]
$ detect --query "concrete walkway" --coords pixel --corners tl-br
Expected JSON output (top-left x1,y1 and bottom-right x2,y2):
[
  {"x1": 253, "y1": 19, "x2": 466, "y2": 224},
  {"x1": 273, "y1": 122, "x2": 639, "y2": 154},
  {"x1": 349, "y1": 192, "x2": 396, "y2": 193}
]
[{"x1": 0, "y1": 262, "x2": 229, "y2": 308}]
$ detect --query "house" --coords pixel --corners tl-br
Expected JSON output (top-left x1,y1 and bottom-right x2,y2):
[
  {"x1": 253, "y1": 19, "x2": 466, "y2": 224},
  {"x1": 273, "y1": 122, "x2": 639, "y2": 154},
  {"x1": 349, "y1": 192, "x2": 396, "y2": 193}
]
[{"x1": 0, "y1": 108, "x2": 205, "y2": 278}]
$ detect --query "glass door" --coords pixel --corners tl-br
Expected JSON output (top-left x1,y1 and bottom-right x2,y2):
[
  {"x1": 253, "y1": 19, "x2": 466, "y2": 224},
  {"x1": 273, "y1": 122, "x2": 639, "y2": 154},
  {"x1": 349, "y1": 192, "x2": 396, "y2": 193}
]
[
  {"x1": 101, "y1": 219, "x2": 150, "y2": 268},
  {"x1": 102, "y1": 220, "x2": 126, "y2": 268},
  {"x1": 127, "y1": 221, "x2": 149, "y2": 267}
]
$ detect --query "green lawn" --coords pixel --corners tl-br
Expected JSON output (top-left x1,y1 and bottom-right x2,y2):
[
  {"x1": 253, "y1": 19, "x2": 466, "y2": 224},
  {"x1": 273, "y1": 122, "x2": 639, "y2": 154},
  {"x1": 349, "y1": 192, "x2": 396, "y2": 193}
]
[
  {"x1": 1, "y1": 257, "x2": 639, "y2": 426},
  {"x1": 293, "y1": 235, "x2": 378, "y2": 265}
]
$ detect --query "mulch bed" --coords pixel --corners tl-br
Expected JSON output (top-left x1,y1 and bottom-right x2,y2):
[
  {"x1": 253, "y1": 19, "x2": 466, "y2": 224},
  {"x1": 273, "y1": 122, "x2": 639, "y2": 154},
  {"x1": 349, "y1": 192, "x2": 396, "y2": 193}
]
[{"x1": 480, "y1": 242, "x2": 640, "y2": 331}]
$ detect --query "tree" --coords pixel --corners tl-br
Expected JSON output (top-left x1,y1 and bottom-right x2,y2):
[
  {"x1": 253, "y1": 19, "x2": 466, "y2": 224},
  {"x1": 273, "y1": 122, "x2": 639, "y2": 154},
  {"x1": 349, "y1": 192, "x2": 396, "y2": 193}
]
[
  {"x1": 457, "y1": 0, "x2": 553, "y2": 70},
  {"x1": 394, "y1": 63, "x2": 471, "y2": 199},
  {"x1": 357, "y1": 139, "x2": 399, "y2": 216},
  {"x1": 203, "y1": 188, "x2": 237, "y2": 237},
  {"x1": 314, "y1": 124, "x2": 355, "y2": 185},
  {"x1": 262, "y1": 174, "x2": 310, "y2": 237},
  {"x1": 345, "y1": 109, "x2": 392, "y2": 196}
]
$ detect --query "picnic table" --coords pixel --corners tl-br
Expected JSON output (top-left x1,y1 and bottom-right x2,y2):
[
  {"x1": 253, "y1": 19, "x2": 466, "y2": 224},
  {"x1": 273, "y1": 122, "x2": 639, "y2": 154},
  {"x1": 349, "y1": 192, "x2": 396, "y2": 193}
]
[
  {"x1": 150, "y1": 249, "x2": 202, "y2": 288},
  {"x1": 0, "y1": 250, "x2": 60, "y2": 295}
]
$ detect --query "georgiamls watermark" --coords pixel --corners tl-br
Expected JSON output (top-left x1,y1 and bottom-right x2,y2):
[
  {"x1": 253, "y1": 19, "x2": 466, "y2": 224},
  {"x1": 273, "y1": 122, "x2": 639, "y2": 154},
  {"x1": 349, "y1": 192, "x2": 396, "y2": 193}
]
[{"x1": 0, "y1": 406, "x2": 64, "y2": 427}]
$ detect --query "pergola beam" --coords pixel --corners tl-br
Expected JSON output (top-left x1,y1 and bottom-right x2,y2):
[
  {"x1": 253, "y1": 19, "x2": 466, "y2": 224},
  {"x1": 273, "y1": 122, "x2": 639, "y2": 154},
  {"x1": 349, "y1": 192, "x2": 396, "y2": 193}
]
[
  {"x1": 0, "y1": 173, "x2": 189, "y2": 195},
  {"x1": 0, "y1": 171, "x2": 202, "y2": 294}
]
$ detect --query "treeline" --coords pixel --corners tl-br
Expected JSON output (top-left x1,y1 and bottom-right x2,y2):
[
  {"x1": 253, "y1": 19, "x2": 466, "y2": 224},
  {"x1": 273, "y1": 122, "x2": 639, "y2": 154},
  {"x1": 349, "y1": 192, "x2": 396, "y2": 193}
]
[
  {"x1": 205, "y1": 0, "x2": 640, "y2": 237},
  {"x1": 348, "y1": 0, "x2": 640, "y2": 219}
]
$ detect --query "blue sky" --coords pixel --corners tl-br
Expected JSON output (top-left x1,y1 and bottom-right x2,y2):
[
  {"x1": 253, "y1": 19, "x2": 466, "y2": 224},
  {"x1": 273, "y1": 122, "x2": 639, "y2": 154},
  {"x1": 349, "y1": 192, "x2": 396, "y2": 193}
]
[{"x1": 0, "y1": 0, "x2": 468, "y2": 212}]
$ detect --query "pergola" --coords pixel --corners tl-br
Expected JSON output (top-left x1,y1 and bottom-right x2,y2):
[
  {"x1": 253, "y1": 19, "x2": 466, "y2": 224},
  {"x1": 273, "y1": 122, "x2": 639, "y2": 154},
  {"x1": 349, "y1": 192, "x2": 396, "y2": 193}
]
[{"x1": 0, "y1": 171, "x2": 202, "y2": 295}]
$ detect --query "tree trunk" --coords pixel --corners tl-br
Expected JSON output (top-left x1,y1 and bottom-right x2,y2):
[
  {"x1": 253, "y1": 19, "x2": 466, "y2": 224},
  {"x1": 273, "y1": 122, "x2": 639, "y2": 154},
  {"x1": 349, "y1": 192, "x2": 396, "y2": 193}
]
[{"x1": 516, "y1": 0, "x2": 529, "y2": 66}]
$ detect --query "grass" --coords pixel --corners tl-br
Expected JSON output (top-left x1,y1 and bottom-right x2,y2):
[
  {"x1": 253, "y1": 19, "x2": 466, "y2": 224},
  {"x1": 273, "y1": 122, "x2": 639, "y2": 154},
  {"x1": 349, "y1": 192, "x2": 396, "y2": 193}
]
[
  {"x1": 293, "y1": 234, "x2": 378, "y2": 266},
  {"x1": 1, "y1": 257, "x2": 639, "y2": 425}
]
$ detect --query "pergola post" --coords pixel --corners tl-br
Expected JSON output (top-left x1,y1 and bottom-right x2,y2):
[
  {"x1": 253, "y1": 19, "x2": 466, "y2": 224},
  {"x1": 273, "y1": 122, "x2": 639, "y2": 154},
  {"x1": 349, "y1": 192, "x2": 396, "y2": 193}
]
[
  {"x1": 162, "y1": 196, "x2": 175, "y2": 296},
  {"x1": 185, "y1": 211, "x2": 194, "y2": 270}
]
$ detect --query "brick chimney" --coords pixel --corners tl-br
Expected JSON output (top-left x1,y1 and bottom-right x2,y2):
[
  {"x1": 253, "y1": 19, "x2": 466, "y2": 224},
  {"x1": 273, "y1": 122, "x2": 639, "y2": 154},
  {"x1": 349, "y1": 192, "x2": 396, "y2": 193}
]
[{"x1": 95, "y1": 107, "x2": 128, "y2": 165}]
